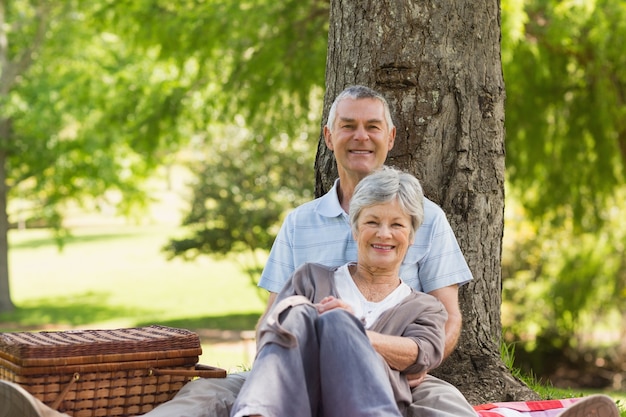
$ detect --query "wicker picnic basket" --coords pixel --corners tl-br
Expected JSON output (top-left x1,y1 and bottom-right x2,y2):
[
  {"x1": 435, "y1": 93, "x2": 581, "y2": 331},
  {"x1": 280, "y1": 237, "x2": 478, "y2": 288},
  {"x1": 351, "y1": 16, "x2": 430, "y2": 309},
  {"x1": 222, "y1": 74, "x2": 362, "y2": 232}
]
[{"x1": 0, "y1": 325, "x2": 226, "y2": 417}]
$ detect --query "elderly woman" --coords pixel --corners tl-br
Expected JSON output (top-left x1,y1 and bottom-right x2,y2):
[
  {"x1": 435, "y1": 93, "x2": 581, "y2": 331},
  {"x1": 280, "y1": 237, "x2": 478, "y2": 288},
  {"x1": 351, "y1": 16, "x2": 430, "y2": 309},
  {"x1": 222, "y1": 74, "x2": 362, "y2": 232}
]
[{"x1": 231, "y1": 166, "x2": 448, "y2": 417}]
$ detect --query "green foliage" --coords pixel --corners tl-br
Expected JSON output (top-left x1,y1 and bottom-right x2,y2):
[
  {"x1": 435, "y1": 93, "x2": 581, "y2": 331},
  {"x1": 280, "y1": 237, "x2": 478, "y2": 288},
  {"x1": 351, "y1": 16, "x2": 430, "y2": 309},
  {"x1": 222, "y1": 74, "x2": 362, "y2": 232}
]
[
  {"x1": 501, "y1": 188, "x2": 626, "y2": 355},
  {"x1": 94, "y1": 0, "x2": 329, "y2": 141},
  {"x1": 163, "y1": 120, "x2": 318, "y2": 286},
  {"x1": 502, "y1": 0, "x2": 626, "y2": 230},
  {"x1": 3, "y1": 0, "x2": 329, "y2": 228},
  {"x1": 131, "y1": 0, "x2": 330, "y2": 284},
  {"x1": 2, "y1": 1, "x2": 169, "y2": 228},
  {"x1": 500, "y1": 0, "x2": 626, "y2": 375}
]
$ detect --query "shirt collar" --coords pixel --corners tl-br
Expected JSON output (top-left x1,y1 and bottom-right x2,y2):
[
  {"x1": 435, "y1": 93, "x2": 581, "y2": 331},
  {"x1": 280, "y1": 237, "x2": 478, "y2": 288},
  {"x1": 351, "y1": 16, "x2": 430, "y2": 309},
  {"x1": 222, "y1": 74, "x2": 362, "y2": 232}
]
[{"x1": 316, "y1": 179, "x2": 346, "y2": 218}]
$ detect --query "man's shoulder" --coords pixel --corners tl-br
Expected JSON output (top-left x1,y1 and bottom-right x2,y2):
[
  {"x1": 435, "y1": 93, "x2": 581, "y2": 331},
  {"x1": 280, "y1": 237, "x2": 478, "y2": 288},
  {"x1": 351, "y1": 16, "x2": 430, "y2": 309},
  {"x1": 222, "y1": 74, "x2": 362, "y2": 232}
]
[
  {"x1": 283, "y1": 198, "x2": 323, "y2": 227},
  {"x1": 422, "y1": 196, "x2": 450, "y2": 227},
  {"x1": 289, "y1": 196, "x2": 324, "y2": 215},
  {"x1": 423, "y1": 196, "x2": 446, "y2": 216},
  {"x1": 283, "y1": 193, "x2": 343, "y2": 226}
]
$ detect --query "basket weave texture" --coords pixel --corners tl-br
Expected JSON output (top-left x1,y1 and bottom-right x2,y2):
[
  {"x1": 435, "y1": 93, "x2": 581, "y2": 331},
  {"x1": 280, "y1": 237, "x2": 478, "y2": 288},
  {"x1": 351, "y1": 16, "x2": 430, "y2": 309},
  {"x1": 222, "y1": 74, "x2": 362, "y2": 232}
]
[{"x1": 0, "y1": 325, "x2": 224, "y2": 417}]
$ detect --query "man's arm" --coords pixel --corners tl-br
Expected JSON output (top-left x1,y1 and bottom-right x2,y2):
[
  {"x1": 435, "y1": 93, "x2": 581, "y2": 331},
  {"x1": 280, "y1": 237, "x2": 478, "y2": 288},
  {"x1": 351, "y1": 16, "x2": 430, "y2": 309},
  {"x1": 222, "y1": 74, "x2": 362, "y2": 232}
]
[
  {"x1": 265, "y1": 292, "x2": 278, "y2": 312},
  {"x1": 428, "y1": 284, "x2": 461, "y2": 359},
  {"x1": 404, "y1": 284, "x2": 461, "y2": 387},
  {"x1": 256, "y1": 292, "x2": 278, "y2": 331}
]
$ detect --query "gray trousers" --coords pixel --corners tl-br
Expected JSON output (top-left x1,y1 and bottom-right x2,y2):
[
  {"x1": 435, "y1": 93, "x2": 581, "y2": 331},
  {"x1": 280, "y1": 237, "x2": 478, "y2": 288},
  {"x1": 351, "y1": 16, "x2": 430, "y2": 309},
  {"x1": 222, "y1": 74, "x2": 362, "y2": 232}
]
[
  {"x1": 140, "y1": 312, "x2": 477, "y2": 417},
  {"x1": 231, "y1": 304, "x2": 402, "y2": 417},
  {"x1": 140, "y1": 372, "x2": 476, "y2": 417}
]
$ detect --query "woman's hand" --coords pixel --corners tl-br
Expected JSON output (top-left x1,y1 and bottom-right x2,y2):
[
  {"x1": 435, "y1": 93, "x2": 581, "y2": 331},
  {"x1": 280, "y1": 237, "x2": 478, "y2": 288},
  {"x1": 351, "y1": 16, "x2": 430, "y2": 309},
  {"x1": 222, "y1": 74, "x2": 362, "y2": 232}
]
[
  {"x1": 406, "y1": 371, "x2": 427, "y2": 387},
  {"x1": 315, "y1": 296, "x2": 354, "y2": 315}
]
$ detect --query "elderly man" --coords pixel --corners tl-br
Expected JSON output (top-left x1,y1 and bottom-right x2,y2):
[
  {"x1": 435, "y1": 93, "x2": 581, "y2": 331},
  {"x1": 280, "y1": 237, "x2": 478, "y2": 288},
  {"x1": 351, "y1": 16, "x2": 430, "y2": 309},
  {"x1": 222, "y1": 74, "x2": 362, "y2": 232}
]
[{"x1": 253, "y1": 85, "x2": 475, "y2": 417}]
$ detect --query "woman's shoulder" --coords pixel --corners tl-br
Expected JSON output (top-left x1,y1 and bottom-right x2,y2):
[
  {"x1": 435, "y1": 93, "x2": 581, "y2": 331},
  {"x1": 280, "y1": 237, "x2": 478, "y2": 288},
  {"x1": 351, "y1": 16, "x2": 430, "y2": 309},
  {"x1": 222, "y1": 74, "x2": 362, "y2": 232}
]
[
  {"x1": 290, "y1": 263, "x2": 338, "y2": 302},
  {"x1": 295, "y1": 262, "x2": 339, "y2": 275},
  {"x1": 403, "y1": 289, "x2": 447, "y2": 312}
]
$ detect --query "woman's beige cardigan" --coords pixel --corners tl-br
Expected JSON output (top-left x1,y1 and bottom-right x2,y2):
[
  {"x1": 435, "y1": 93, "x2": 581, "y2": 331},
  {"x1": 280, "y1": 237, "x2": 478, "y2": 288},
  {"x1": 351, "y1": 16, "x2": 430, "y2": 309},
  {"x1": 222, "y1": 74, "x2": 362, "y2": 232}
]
[{"x1": 256, "y1": 262, "x2": 448, "y2": 411}]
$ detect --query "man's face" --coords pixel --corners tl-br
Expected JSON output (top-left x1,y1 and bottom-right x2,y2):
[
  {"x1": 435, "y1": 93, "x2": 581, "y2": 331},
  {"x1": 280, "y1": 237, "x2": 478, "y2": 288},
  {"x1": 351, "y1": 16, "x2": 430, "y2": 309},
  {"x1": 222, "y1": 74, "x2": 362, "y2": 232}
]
[{"x1": 324, "y1": 98, "x2": 396, "y2": 179}]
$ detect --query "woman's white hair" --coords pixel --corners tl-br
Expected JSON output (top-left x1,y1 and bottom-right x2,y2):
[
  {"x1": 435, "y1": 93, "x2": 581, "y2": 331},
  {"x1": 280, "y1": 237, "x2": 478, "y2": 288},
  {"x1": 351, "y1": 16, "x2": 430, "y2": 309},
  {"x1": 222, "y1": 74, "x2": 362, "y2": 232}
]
[{"x1": 350, "y1": 166, "x2": 424, "y2": 240}]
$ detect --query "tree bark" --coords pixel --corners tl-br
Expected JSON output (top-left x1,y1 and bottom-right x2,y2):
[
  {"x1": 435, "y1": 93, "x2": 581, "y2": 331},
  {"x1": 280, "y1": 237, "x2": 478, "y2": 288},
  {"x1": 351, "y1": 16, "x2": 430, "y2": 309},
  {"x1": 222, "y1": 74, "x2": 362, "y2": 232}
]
[
  {"x1": 0, "y1": 1, "x2": 14, "y2": 312},
  {"x1": 0, "y1": 118, "x2": 14, "y2": 313},
  {"x1": 315, "y1": 0, "x2": 539, "y2": 404},
  {"x1": 0, "y1": 1, "x2": 51, "y2": 313}
]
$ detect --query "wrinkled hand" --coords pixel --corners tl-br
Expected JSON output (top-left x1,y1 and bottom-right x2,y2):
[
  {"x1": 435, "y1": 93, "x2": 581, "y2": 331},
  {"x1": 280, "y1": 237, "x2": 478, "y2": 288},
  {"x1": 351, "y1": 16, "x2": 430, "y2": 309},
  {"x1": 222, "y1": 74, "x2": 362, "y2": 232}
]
[
  {"x1": 406, "y1": 371, "x2": 427, "y2": 388},
  {"x1": 315, "y1": 296, "x2": 354, "y2": 315}
]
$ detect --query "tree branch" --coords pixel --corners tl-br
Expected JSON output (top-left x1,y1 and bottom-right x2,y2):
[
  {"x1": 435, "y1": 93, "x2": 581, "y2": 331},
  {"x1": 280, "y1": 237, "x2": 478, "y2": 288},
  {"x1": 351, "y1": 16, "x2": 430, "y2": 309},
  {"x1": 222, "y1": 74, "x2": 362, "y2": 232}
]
[{"x1": 0, "y1": 1, "x2": 52, "y2": 94}]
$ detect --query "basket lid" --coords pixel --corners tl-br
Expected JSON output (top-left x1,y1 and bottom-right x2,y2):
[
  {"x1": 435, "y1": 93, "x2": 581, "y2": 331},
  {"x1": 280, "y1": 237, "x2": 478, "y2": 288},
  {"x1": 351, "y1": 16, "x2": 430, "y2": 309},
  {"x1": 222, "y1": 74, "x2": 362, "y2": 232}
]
[{"x1": 0, "y1": 325, "x2": 202, "y2": 367}]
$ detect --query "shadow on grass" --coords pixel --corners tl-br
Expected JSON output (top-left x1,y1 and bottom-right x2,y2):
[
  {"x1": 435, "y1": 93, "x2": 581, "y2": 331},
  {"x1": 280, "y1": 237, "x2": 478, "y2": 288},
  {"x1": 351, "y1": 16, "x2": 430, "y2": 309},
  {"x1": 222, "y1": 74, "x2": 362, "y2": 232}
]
[
  {"x1": 0, "y1": 292, "x2": 262, "y2": 335},
  {"x1": 10, "y1": 231, "x2": 138, "y2": 250},
  {"x1": 137, "y1": 313, "x2": 262, "y2": 333},
  {"x1": 0, "y1": 292, "x2": 150, "y2": 331}
]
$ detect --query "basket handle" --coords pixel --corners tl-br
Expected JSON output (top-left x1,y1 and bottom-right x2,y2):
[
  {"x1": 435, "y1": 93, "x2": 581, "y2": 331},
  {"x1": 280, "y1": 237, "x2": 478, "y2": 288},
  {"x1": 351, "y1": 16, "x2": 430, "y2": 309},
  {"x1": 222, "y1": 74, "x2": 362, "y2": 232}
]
[
  {"x1": 150, "y1": 363, "x2": 227, "y2": 378},
  {"x1": 51, "y1": 372, "x2": 80, "y2": 410}
]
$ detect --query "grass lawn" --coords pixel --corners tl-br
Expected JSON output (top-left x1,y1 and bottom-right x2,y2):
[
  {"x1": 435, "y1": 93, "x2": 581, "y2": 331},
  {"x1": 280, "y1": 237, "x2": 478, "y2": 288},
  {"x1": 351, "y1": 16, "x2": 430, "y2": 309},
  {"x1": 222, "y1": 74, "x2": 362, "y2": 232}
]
[{"x1": 3, "y1": 223, "x2": 265, "y2": 372}]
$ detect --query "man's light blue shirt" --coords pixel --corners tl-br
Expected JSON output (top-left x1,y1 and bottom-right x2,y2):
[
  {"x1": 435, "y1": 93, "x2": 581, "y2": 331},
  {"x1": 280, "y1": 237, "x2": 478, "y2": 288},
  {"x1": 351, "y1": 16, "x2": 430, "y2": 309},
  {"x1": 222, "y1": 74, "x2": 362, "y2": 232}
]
[{"x1": 259, "y1": 179, "x2": 473, "y2": 294}]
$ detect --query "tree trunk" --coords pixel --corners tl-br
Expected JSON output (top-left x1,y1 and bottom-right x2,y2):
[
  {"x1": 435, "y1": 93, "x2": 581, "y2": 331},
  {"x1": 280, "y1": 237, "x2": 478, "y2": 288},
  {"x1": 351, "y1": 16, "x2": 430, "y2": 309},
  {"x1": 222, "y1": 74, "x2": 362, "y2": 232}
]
[
  {"x1": 0, "y1": 118, "x2": 14, "y2": 313},
  {"x1": 315, "y1": 0, "x2": 539, "y2": 404}
]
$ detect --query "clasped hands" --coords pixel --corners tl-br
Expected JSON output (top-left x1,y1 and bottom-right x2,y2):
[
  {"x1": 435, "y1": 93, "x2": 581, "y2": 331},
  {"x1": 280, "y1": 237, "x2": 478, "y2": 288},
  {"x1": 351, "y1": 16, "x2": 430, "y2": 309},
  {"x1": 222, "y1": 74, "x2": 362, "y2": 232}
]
[{"x1": 315, "y1": 296, "x2": 427, "y2": 388}]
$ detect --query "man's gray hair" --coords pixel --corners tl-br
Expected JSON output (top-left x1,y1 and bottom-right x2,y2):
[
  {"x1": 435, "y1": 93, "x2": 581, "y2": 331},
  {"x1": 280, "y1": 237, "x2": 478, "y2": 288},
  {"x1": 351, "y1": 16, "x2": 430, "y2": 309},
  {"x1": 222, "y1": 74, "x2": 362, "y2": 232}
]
[
  {"x1": 350, "y1": 166, "x2": 424, "y2": 240},
  {"x1": 326, "y1": 85, "x2": 395, "y2": 132}
]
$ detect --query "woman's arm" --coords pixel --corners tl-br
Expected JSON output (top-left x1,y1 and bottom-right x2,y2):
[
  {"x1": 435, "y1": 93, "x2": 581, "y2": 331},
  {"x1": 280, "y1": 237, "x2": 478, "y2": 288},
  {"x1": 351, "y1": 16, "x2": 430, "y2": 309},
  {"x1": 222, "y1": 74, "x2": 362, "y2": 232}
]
[
  {"x1": 370, "y1": 292, "x2": 448, "y2": 375},
  {"x1": 366, "y1": 331, "x2": 418, "y2": 371}
]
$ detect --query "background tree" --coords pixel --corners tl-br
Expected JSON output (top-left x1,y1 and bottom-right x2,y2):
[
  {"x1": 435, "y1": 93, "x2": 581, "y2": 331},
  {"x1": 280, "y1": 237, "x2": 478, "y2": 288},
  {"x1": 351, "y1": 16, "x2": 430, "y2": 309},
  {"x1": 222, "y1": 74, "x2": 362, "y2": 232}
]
[
  {"x1": 1, "y1": 0, "x2": 326, "y2": 312},
  {"x1": 163, "y1": 121, "x2": 317, "y2": 291},
  {"x1": 0, "y1": 0, "x2": 206, "y2": 312},
  {"x1": 503, "y1": 0, "x2": 625, "y2": 227},
  {"x1": 500, "y1": 0, "x2": 626, "y2": 382},
  {"x1": 155, "y1": 0, "x2": 329, "y2": 283},
  {"x1": 315, "y1": 0, "x2": 536, "y2": 404}
]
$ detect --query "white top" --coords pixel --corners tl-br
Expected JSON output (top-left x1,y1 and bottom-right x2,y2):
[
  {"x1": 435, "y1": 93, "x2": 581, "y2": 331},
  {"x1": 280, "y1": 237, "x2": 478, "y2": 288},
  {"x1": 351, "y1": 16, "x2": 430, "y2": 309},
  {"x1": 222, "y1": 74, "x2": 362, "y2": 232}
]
[{"x1": 334, "y1": 263, "x2": 412, "y2": 329}]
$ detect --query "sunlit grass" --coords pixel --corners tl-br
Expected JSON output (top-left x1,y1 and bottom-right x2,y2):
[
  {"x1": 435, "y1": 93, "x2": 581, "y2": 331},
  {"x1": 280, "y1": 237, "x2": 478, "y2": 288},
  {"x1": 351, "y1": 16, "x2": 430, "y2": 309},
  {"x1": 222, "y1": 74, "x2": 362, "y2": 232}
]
[
  {"x1": 501, "y1": 341, "x2": 626, "y2": 415},
  {"x1": 3, "y1": 224, "x2": 265, "y2": 371}
]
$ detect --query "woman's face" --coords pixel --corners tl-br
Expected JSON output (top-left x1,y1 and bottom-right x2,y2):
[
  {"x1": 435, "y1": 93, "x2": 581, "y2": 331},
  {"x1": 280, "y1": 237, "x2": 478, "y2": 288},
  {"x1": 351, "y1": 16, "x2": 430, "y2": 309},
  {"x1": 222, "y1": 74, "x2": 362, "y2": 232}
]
[{"x1": 354, "y1": 198, "x2": 413, "y2": 273}]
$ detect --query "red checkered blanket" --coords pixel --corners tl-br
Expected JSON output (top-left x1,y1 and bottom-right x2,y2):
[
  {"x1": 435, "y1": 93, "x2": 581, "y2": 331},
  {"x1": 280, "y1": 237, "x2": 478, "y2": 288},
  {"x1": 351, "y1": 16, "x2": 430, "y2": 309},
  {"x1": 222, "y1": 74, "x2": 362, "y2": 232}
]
[{"x1": 474, "y1": 398, "x2": 583, "y2": 417}]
